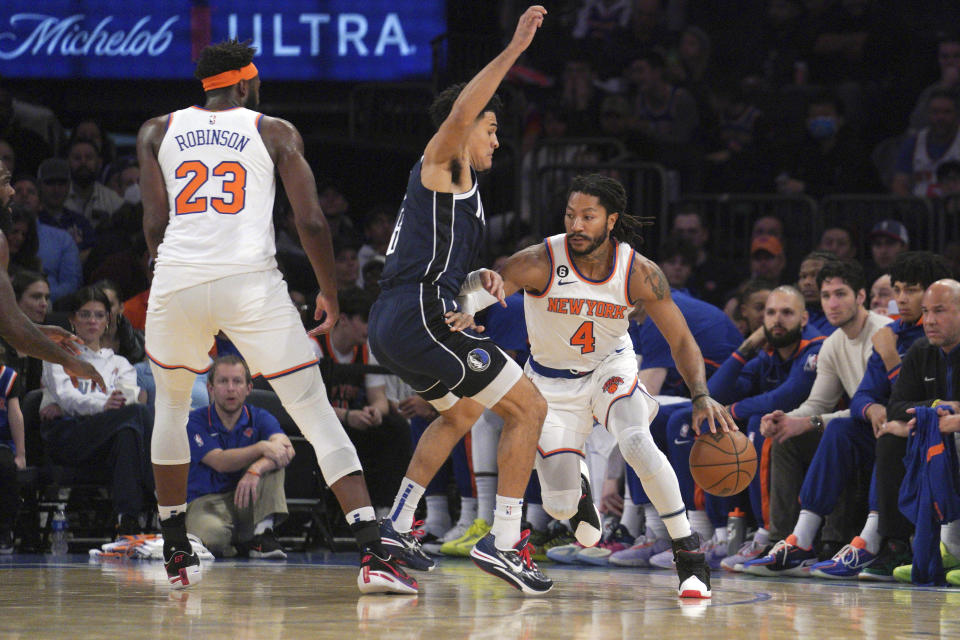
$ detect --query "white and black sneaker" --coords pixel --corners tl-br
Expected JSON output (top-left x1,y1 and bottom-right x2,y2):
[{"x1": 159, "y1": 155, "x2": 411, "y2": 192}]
[
  {"x1": 673, "y1": 532, "x2": 711, "y2": 598},
  {"x1": 379, "y1": 518, "x2": 435, "y2": 571},
  {"x1": 245, "y1": 528, "x2": 287, "y2": 559},
  {"x1": 470, "y1": 530, "x2": 553, "y2": 595},
  {"x1": 568, "y1": 474, "x2": 603, "y2": 548},
  {"x1": 164, "y1": 546, "x2": 202, "y2": 589}
]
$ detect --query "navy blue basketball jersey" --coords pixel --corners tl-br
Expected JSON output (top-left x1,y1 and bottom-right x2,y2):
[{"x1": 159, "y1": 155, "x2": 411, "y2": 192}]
[{"x1": 380, "y1": 158, "x2": 485, "y2": 300}]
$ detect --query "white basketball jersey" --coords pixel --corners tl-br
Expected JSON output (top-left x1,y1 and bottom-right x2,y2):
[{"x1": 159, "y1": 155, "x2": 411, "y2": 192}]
[
  {"x1": 154, "y1": 106, "x2": 277, "y2": 295},
  {"x1": 524, "y1": 234, "x2": 635, "y2": 371},
  {"x1": 911, "y1": 128, "x2": 960, "y2": 196}
]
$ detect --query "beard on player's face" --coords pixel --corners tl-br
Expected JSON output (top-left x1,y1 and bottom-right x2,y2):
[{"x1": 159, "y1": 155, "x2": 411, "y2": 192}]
[
  {"x1": 567, "y1": 227, "x2": 609, "y2": 257},
  {"x1": 764, "y1": 323, "x2": 802, "y2": 348}
]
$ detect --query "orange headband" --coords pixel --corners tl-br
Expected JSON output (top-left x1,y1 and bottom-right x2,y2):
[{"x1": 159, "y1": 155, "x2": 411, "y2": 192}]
[{"x1": 201, "y1": 62, "x2": 258, "y2": 92}]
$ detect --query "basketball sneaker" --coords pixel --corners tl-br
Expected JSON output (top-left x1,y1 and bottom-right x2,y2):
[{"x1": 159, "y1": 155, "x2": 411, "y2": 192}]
[
  {"x1": 700, "y1": 537, "x2": 728, "y2": 570},
  {"x1": 859, "y1": 538, "x2": 911, "y2": 582},
  {"x1": 720, "y1": 538, "x2": 771, "y2": 572},
  {"x1": 741, "y1": 535, "x2": 816, "y2": 577},
  {"x1": 357, "y1": 551, "x2": 419, "y2": 595},
  {"x1": 673, "y1": 533, "x2": 711, "y2": 599},
  {"x1": 545, "y1": 541, "x2": 583, "y2": 564},
  {"x1": 529, "y1": 521, "x2": 574, "y2": 562},
  {"x1": 379, "y1": 519, "x2": 435, "y2": 571},
  {"x1": 891, "y1": 542, "x2": 960, "y2": 584},
  {"x1": 649, "y1": 541, "x2": 679, "y2": 569},
  {"x1": 418, "y1": 532, "x2": 443, "y2": 556},
  {"x1": 569, "y1": 474, "x2": 603, "y2": 548},
  {"x1": 164, "y1": 546, "x2": 202, "y2": 590},
  {"x1": 609, "y1": 535, "x2": 672, "y2": 567},
  {"x1": 470, "y1": 530, "x2": 553, "y2": 595},
  {"x1": 245, "y1": 528, "x2": 287, "y2": 559},
  {"x1": 576, "y1": 524, "x2": 634, "y2": 566},
  {"x1": 947, "y1": 567, "x2": 960, "y2": 586},
  {"x1": 809, "y1": 537, "x2": 875, "y2": 579},
  {"x1": 441, "y1": 518, "x2": 491, "y2": 557}
]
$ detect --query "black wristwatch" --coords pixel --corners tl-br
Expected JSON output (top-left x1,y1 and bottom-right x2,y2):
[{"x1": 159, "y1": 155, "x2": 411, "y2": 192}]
[{"x1": 810, "y1": 415, "x2": 824, "y2": 433}]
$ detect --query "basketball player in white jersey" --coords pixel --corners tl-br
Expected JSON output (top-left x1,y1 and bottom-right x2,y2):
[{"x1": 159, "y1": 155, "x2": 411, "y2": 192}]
[
  {"x1": 136, "y1": 40, "x2": 416, "y2": 594},
  {"x1": 456, "y1": 174, "x2": 736, "y2": 598}
]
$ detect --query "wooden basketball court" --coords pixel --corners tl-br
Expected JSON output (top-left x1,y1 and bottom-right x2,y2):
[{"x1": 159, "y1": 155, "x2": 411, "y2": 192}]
[{"x1": 2, "y1": 552, "x2": 958, "y2": 639}]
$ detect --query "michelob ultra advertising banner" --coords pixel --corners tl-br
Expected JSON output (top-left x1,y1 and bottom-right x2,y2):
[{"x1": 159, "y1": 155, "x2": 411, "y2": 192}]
[{"x1": 0, "y1": 0, "x2": 445, "y2": 81}]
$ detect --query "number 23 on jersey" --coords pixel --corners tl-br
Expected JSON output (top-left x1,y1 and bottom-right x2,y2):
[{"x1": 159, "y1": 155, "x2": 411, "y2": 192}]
[{"x1": 174, "y1": 160, "x2": 247, "y2": 215}]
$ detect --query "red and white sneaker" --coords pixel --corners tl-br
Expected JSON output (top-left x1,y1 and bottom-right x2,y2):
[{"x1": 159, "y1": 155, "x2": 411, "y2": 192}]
[
  {"x1": 164, "y1": 548, "x2": 202, "y2": 590},
  {"x1": 358, "y1": 552, "x2": 419, "y2": 595}
]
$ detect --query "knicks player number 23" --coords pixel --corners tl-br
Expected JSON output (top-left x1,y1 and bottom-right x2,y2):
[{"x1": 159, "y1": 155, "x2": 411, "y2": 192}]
[{"x1": 174, "y1": 160, "x2": 247, "y2": 215}]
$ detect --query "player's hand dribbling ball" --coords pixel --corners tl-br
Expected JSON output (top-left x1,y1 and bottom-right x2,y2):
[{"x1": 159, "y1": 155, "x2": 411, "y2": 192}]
[{"x1": 689, "y1": 430, "x2": 757, "y2": 496}]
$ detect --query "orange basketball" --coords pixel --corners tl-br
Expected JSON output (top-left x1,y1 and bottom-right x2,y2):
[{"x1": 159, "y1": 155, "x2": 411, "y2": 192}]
[{"x1": 689, "y1": 430, "x2": 757, "y2": 496}]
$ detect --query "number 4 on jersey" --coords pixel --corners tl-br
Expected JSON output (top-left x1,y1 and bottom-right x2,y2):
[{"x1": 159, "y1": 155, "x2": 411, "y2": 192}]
[{"x1": 570, "y1": 321, "x2": 595, "y2": 354}]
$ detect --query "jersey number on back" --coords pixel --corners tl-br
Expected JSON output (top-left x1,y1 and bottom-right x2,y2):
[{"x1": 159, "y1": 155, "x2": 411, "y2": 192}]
[
  {"x1": 385, "y1": 206, "x2": 404, "y2": 255},
  {"x1": 174, "y1": 160, "x2": 247, "y2": 215},
  {"x1": 570, "y1": 321, "x2": 596, "y2": 354}
]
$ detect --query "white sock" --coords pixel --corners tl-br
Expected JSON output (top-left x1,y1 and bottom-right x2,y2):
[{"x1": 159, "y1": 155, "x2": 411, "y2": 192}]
[
  {"x1": 389, "y1": 477, "x2": 425, "y2": 533},
  {"x1": 345, "y1": 506, "x2": 376, "y2": 525},
  {"x1": 475, "y1": 475, "x2": 497, "y2": 524},
  {"x1": 526, "y1": 502, "x2": 550, "y2": 531},
  {"x1": 159, "y1": 504, "x2": 187, "y2": 521},
  {"x1": 254, "y1": 515, "x2": 274, "y2": 535},
  {"x1": 491, "y1": 495, "x2": 523, "y2": 550},
  {"x1": 644, "y1": 503, "x2": 669, "y2": 541},
  {"x1": 620, "y1": 501, "x2": 642, "y2": 538},
  {"x1": 792, "y1": 510, "x2": 822, "y2": 550},
  {"x1": 688, "y1": 509, "x2": 712, "y2": 541},
  {"x1": 754, "y1": 527, "x2": 770, "y2": 546},
  {"x1": 713, "y1": 526, "x2": 728, "y2": 544},
  {"x1": 857, "y1": 512, "x2": 881, "y2": 554},
  {"x1": 941, "y1": 519, "x2": 960, "y2": 559},
  {"x1": 457, "y1": 497, "x2": 478, "y2": 527},
  {"x1": 424, "y1": 495, "x2": 452, "y2": 536}
]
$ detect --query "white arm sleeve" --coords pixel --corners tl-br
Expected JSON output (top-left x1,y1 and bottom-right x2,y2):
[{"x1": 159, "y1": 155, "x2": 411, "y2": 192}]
[{"x1": 455, "y1": 269, "x2": 500, "y2": 316}]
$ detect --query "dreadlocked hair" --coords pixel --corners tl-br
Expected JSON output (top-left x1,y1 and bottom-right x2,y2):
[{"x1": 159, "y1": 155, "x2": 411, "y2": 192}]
[
  {"x1": 194, "y1": 39, "x2": 256, "y2": 81},
  {"x1": 566, "y1": 173, "x2": 653, "y2": 246}
]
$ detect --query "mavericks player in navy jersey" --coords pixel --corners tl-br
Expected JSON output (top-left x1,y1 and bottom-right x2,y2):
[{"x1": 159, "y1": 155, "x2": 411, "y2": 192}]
[
  {"x1": 137, "y1": 40, "x2": 415, "y2": 594},
  {"x1": 458, "y1": 174, "x2": 738, "y2": 598},
  {"x1": 369, "y1": 7, "x2": 554, "y2": 594}
]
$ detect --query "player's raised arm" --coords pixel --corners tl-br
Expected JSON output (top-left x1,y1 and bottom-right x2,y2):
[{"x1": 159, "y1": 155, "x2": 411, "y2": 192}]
[
  {"x1": 136, "y1": 115, "x2": 172, "y2": 260},
  {"x1": 630, "y1": 256, "x2": 736, "y2": 434},
  {"x1": 422, "y1": 6, "x2": 545, "y2": 181},
  {"x1": 260, "y1": 116, "x2": 339, "y2": 334}
]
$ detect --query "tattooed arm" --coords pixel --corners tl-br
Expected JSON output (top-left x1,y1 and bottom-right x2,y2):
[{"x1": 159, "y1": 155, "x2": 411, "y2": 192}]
[{"x1": 629, "y1": 257, "x2": 736, "y2": 433}]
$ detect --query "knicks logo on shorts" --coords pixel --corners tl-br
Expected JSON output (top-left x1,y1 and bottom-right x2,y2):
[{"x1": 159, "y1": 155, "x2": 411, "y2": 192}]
[
  {"x1": 193, "y1": 433, "x2": 204, "y2": 447},
  {"x1": 603, "y1": 376, "x2": 625, "y2": 394},
  {"x1": 467, "y1": 348, "x2": 491, "y2": 372}
]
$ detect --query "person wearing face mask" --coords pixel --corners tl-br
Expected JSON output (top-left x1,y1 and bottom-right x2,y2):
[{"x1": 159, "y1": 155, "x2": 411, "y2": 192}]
[{"x1": 775, "y1": 92, "x2": 879, "y2": 198}]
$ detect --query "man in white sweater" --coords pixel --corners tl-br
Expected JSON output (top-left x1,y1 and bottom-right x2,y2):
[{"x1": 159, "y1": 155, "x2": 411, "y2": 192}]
[{"x1": 746, "y1": 261, "x2": 892, "y2": 574}]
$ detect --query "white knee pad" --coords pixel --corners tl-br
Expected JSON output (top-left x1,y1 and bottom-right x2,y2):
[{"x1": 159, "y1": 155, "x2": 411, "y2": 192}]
[
  {"x1": 151, "y1": 365, "x2": 198, "y2": 465},
  {"x1": 608, "y1": 399, "x2": 667, "y2": 481},
  {"x1": 535, "y1": 451, "x2": 581, "y2": 520},
  {"x1": 470, "y1": 409, "x2": 503, "y2": 474},
  {"x1": 267, "y1": 366, "x2": 362, "y2": 485}
]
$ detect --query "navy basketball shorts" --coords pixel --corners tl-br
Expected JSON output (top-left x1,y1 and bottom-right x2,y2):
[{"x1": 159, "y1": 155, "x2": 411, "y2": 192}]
[{"x1": 369, "y1": 288, "x2": 521, "y2": 411}]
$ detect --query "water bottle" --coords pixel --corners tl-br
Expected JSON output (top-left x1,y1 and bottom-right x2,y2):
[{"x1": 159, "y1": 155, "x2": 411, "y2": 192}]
[
  {"x1": 50, "y1": 508, "x2": 69, "y2": 556},
  {"x1": 726, "y1": 508, "x2": 746, "y2": 557}
]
